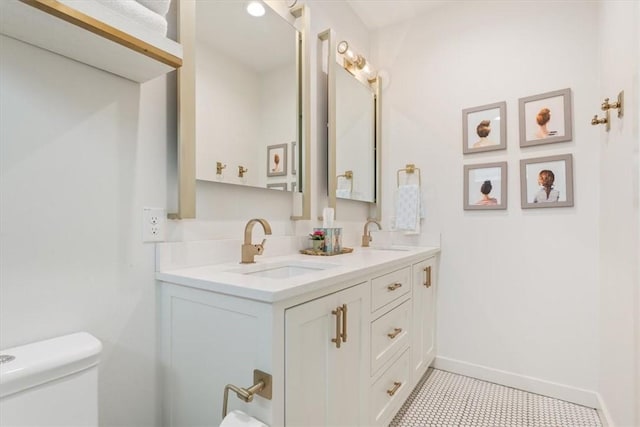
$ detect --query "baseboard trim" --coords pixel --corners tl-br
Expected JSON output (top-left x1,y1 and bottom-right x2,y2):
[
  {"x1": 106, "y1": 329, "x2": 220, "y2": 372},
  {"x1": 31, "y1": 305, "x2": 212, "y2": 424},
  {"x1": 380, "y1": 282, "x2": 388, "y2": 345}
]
[
  {"x1": 595, "y1": 392, "x2": 615, "y2": 427},
  {"x1": 433, "y1": 356, "x2": 599, "y2": 409}
]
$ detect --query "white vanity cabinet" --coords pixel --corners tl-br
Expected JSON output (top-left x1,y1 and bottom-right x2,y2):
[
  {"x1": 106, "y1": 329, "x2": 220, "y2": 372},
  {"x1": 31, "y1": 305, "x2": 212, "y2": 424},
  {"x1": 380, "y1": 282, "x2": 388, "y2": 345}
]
[
  {"x1": 158, "y1": 284, "x2": 278, "y2": 427},
  {"x1": 156, "y1": 246, "x2": 439, "y2": 427},
  {"x1": 285, "y1": 282, "x2": 370, "y2": 426}
]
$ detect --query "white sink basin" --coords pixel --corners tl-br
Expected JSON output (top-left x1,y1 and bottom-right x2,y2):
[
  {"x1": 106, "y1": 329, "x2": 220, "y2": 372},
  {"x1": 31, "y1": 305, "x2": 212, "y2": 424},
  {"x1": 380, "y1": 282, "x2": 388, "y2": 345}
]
[{"x1": 226, "y1": 261, "x2": 338, "y2": 279}]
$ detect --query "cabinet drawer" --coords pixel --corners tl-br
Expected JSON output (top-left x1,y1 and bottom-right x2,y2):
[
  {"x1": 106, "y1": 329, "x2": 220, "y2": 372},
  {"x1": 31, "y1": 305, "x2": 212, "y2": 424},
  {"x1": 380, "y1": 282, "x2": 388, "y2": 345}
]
[
  {"x1": 371, "y1": 300, "x2": 411, "y2": 375},
  {"x1": 371, "y1": 348, "x2": 411, "y2": 426},
  {"x1": 371, "y1": 267, "x2": 411, "y2": 312}
]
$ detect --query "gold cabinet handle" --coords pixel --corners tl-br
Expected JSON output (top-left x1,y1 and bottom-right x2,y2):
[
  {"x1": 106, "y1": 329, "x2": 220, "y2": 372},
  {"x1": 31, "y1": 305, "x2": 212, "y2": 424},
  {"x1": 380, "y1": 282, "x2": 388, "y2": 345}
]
[
  {"x1": 424, "y1": 266, "x2": 432, "y2": 288},
  {"x1": 387, "y1": 327, "x2": 402, "y2": 339},
  {"x1": 331, "y1": 306, "x2": 343, "y2": 348},
  {"x1": 386, "y1": 381, "x2": 402, "y2": 396},
  {"x1": 387, "y1": 282, "x2": 402, "y2": 291},
  {"x1": 341, "y1": 304, "x2": 347, "y2": 343}
]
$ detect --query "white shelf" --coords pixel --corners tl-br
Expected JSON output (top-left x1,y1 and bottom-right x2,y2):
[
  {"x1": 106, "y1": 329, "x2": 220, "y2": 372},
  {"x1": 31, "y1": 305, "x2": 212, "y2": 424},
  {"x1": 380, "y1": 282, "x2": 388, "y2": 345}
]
[{"x1": 0, "y1": 0, "x2": 183, "y2": 83}]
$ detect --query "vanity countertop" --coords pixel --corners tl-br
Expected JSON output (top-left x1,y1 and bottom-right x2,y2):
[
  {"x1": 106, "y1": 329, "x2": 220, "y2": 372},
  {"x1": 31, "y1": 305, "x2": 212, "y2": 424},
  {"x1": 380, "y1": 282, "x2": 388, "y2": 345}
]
[{"x1": 156, "y1": 246, "x2": 440, "y2": 303}]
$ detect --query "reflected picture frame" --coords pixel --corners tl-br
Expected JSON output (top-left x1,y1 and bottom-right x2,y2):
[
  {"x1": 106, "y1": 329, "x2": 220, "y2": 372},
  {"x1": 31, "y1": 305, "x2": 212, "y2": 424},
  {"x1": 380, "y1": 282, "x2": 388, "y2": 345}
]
[
  {"x1": 463, "y1": 161, "x2": 508, "y2": 210},
  {"x1": 519, "y1": 88, "x2": 572, "y2": 147},
  {"x1": 520, "y1": 154, "x2": 574, "y2": 209},
  {"x1": 462, "y1": 101, "x2": 507, "y2": 154},
  {"x1": 267, "y1": 182, "x2": 287, "y2": 191},
  {"x1": 267, "y1": 143, "x2": 287, "y2": 177}
]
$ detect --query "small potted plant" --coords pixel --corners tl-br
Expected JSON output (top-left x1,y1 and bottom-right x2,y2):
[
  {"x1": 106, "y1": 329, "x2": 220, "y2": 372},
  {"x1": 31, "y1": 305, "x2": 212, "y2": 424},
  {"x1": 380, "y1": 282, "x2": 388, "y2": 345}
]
[{"x1": 309, "y1": 230, "x2": 325, "y2": 251}]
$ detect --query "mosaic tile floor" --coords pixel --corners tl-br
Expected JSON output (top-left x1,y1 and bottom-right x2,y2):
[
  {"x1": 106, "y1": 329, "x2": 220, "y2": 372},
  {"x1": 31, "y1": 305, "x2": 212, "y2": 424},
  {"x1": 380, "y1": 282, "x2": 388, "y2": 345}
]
[{"x1": 390, "y1": 369, "x2": 602, "y2": 427}]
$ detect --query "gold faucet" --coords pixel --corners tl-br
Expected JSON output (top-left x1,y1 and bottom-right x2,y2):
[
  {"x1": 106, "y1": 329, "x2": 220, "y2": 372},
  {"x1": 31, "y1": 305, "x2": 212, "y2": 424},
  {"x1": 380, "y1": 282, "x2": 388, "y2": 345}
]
[
  {"x1": 361, "y1": 219, "x2": 382, "y2": 247},
  {"x1": 241, "y1": 218, "x2": 273, "y2": 263}
]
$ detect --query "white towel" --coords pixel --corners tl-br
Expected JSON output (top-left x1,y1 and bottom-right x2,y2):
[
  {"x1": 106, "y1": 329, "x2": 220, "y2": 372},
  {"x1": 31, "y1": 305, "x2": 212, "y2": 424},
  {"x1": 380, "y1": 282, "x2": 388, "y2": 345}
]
[
  {"x1": 135, "y1": 0, "x2": 171, "y2": 17},
  {"x1": 394, "y1": 184, "x2": 421, "y2": 233},
  {"x1": 336, "y1": 175, "x2": 352, "y2": 199},
  {"x1": 93, "y1": 0, "x2": 168, "y2": 35},
  {"x1": 336, "y1": 188, "x2": 351, "y2": 198}
]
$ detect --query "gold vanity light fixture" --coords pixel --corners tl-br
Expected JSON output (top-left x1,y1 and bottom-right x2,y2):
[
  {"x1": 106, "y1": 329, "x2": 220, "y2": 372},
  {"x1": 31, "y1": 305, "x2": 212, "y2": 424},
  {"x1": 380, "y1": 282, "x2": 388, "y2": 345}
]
[
  {"x1": 336, "y1": 40, "x2": 376, "y2": 81},
  {"x1": 238, "y1": 165, "x2": 248, "y2": 178}
]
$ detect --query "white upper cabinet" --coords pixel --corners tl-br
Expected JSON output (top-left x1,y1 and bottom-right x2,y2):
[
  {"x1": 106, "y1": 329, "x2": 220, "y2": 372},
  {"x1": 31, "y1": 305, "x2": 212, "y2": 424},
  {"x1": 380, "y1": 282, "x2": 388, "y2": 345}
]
[{"x1": 0, "y1": 0, "x2": 182, "y2": 82}]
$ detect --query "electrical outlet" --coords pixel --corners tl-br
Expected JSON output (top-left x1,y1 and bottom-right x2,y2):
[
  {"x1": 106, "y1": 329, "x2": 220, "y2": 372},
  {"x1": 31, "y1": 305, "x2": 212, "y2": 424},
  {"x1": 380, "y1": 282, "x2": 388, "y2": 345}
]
[{"x1": 143, "y1": 207, "x2": 166, "y2": 242}]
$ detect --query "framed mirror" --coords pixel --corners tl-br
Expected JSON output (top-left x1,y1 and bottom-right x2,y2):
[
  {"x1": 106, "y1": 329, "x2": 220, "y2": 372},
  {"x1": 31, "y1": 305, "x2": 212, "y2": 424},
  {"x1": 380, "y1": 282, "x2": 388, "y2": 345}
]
[
  {"x1": 319, "y1": 29, "x2": 381, "y2": 219},
  {"x1": 172, "y1": 0, "x2": 310, "y2": 219}
]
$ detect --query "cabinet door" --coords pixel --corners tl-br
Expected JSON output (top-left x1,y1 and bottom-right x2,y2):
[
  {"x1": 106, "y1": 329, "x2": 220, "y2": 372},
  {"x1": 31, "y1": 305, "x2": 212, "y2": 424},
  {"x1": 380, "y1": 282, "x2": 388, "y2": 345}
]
[
  {"x1": 285, "y1": 282, "x2": 370, "y2": 426},
  {"x1": 411, "y1": 257, "x2": 437, "y2": 381}
]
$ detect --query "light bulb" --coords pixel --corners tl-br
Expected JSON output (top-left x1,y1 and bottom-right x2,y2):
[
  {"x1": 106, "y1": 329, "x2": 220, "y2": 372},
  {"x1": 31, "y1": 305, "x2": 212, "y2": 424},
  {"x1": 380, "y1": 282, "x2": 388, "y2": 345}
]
[
  {"x1": 337, "y1": 41, "x2": 349, "y2": 55},
  {"x1": 246, "y1": 1, "x2": 265, "y2": 17}
]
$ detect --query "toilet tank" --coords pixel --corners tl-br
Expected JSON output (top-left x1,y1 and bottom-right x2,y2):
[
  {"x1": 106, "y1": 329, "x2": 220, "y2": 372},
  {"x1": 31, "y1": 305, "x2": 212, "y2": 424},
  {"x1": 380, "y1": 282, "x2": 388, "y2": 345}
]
[{"x1": 0, "y1": 332, "x2": 102, "y2": 427}]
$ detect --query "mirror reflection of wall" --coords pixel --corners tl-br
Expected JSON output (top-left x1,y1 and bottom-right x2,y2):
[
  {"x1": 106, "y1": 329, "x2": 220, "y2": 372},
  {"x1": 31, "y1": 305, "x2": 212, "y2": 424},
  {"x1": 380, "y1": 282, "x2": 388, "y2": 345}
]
[
  {"x1": 194, "y1": 1, "x2": 298, "y2": 190},
  {"x1": 335, "y1": 65, "x2": 376, "y2": 202}
]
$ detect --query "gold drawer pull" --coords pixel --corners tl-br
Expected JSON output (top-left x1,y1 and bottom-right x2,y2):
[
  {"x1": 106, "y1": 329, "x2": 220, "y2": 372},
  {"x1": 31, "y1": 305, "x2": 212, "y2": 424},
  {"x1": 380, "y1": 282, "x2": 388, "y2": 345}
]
[
  {"x1": 387, "y1": 282, "x2": 402, "y2": 291},
  {"x1": 387, "y1": 328, "x2": 402, "y2": 339},
  {"x1": 386, "y1": 381, "x2": 402, "y2": 396},
  {"x1": 341, "y1": 304, "x2": 348, "y2": 343},
  {"x1": 331, "y1": 306, "x2": 343, "y2": 349},
  {"x1": 423, "y1": 266, "x2": 432, "y2": 288}
]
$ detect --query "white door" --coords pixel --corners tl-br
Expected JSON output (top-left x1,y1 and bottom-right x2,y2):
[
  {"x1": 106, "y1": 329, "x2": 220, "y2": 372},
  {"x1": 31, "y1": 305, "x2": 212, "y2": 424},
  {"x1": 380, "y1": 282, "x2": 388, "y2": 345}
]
[
  {"x1": 285, "y1": 282, "x2": 370, "y2": 426},
  {"x1": 411, "y1": 257, "x2": 437, "y2": 381}
]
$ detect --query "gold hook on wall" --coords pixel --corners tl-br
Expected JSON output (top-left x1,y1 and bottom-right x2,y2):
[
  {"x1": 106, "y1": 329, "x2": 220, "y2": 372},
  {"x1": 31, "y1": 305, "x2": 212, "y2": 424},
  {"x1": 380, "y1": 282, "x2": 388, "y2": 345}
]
[
  {"x1": 216, "y1": 161, "x2": 226, "y2": 175},
  {"x1": 238, "y1": 165, "x2": 248, "y2": 178},
  {"x1": 601, "y1": 91, "x2": 624, "y2": 118},
  {"x1": 592, "y1": 91, "x2": 624, "y2": 132},
  {"x1": 591, "y1": 113, "x2": 609, "y2": 131}
]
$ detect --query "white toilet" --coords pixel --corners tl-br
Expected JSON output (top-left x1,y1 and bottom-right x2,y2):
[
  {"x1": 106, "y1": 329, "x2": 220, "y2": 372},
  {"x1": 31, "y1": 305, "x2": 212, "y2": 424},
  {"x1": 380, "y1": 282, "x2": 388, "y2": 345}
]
[{"x1": 0, "y1": 332, "x2": 102, "y2": 426}]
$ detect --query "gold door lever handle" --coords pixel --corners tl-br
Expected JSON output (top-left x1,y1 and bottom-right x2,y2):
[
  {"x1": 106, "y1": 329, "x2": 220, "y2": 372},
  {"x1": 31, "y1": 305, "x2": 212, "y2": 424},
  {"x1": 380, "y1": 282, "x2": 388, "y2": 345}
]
[
  {"x1": 387, "y1": 381, "x2": 402, "y2": 396},
  {"x1": 387, "y1": 328, "x2": 403, "y2": 339},
  {"x1": 387, "y1": 283, "x2": 402, "y2": 291}
]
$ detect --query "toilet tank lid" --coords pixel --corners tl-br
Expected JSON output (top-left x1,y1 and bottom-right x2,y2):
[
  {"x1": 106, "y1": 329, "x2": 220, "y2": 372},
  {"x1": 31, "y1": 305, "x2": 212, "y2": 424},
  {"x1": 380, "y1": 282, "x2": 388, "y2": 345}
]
[{"x1": 0, "y1": 332, "x2": 102, "y2": 398}]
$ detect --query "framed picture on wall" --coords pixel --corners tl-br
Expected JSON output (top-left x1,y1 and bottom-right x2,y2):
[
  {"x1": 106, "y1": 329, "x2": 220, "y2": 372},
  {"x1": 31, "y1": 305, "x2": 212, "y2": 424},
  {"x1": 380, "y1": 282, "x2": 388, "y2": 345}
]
[
  {"x1": 267, "y1": 182, "x2": 287, "y2": 191},
  {"x1": 463, "y1": 162, "x2": 508, "y2": 210},
  {"x1": 291, "y1": 141, "x2": 297, "y2": 175},
  {"x1": 267, "y1": 144, "x2": 287, "y2": 177},
  {"x1": 520, "y1": 154, "x2": 574, "y2": 208},
  {"x1": 462, "y1": 101, "x2": 507, "y2": 154},
  {"x1": 519, "y1": 88, "x2": 572, "y2": 147}
]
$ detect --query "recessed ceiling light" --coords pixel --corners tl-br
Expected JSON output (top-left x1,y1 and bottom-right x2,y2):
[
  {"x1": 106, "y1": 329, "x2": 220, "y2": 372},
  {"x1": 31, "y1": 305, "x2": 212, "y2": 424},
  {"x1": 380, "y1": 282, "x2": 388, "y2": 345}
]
[{"x1": 246, "y1": 1, "x2": 265, "y2": 17}]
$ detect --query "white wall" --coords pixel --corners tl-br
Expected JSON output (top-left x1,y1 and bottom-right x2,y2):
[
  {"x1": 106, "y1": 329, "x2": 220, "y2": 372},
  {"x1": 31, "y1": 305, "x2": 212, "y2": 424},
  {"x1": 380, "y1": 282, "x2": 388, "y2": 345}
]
[
  {"x1": 3, "y1": 1, "x2": 636, "y2": 426},
  {"x1": 373, "y1": 1, "x2": 602, "y2": 405},
  {"x1": 0, "y1": 35, "x2": 171, "y2": 426},
  {"x1": 597, "y1": 1, "x2": 639, "y2": 425}
]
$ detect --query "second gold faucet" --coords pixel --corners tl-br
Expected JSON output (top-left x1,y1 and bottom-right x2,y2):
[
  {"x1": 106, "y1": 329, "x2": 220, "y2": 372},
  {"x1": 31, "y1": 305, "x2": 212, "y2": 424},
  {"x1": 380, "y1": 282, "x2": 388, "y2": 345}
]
[{"x1": 362, "y1": 219, "x2": 382, "y2": 247}]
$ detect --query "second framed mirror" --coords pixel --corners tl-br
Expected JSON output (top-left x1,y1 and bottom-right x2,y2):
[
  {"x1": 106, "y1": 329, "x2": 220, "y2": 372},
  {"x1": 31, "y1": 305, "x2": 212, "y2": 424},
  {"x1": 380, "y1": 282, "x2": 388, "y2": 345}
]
[{"x1": 319, "y1": 29, "x2": 381, "y2": 220}]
